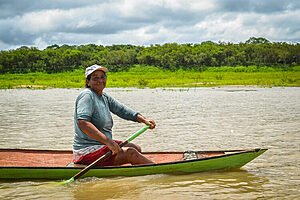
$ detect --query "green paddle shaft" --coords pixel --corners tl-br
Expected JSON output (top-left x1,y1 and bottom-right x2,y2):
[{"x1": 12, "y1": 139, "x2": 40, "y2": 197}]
[
  {"x1": 63, "y1": 125, "x2": 150, "y2": 184},
  {"x1": 125, "y1": 125, "x2": 150, "y2": 143}
]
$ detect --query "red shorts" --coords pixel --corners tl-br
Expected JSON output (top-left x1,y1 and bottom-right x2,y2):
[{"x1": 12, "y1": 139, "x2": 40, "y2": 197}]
[{"x1": 74, "y1": 140, "x2": 122, "y2": 167}]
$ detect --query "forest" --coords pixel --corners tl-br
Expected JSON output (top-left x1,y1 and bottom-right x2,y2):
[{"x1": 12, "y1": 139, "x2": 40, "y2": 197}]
[{"x1": 0, "y1": 37, "x2": 299, "y2": 74}]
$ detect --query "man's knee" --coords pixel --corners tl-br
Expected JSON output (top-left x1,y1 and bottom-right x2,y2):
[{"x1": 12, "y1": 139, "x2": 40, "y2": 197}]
[
  {"x1": 125, "y1": 147, "x2": 140, "y2": 157},
  {"x1": 134, "y1": 144, "x2": 142, "y2": 152},
  {"x1": 126, "y1": 143, "x2": 142, "y2": 152}
]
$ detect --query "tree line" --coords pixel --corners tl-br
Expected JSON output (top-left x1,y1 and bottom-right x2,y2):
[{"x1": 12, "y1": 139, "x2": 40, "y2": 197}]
[{"x1": 0, "y1": 37, "x2": 299, "y2": 74}]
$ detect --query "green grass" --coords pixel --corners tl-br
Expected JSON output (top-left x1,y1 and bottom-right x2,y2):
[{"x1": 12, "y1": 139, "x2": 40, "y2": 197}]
[{"x1": 0, "y1": 66, "x2": 299, "y2": 89}]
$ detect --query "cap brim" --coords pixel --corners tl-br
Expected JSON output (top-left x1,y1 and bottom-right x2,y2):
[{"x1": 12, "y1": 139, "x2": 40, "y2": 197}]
[{"x1": 94, "y1": 67, "x2": 108, "y2": 73}]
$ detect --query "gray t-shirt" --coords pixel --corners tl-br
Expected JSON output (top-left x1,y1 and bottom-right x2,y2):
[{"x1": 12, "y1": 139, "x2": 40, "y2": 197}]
[{"x1": 73, "y1": 88, "x2": 139, "y2": 150}]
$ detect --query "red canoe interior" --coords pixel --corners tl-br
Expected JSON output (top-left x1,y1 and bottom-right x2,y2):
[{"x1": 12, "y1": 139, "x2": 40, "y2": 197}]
[{"x1": 0, "y1": 149, "x2": 227, "y2": 167}]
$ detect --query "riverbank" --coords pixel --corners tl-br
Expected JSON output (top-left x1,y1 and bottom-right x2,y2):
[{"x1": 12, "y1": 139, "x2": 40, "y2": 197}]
[{"x1": 0, "y1": 66, "x2": 299, "y2": 89}]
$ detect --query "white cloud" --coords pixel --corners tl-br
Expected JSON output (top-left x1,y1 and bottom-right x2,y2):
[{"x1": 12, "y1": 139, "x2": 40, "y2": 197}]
[
  {"x1": 19, "y1": 10, "x2": 65, "y2": 33},
  {"x1": 0, "y1": 0, "x2": 299, "y2": 50},
  {"x1": 195, "y1": 13, "x2": 255, "y2": 42},
  {"x1": 33, "y1": 37, "x2": 48, "y2": 49}
]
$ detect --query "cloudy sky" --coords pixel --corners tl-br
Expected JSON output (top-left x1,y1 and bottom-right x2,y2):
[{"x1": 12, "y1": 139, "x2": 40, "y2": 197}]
[{"x1": 0, "y1": 0, "x2": 299, "y2": 50}]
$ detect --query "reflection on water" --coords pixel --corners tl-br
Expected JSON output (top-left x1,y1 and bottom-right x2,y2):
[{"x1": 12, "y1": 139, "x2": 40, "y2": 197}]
[
  {"x1": 0, "y1": 170, "x2": 268, "y2": 200},
  {"x1": 70, "y1": 170, "x2": 268, "y2": 200},
  {"x1": 0, "y1": 87, "x2": 299, "y2": 199}
]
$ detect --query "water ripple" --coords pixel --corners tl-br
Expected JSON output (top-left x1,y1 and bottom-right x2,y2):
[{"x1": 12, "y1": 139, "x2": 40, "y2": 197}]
[{"x1": 0, "y1": 87, "x2": 299, "y2": 199}]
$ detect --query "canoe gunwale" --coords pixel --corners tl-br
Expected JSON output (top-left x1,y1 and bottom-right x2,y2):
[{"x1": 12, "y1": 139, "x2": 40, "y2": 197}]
[
  {"x1": 0, "y1": 148, "x2": 267, "y2": 169},
  {"x1": 0, "y1": 148, "x2": 267, "y2": 179}
]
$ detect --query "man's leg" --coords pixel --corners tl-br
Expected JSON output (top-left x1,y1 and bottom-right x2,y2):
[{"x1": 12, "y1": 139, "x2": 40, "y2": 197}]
[{"x1": 113, "y1": 147, "x2": 154, "y2": 165}]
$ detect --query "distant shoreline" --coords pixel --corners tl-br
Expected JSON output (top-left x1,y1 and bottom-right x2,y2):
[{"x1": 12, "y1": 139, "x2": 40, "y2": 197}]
[{"x1": 0, "y1": 66, "x2": 299, "y2": 89}]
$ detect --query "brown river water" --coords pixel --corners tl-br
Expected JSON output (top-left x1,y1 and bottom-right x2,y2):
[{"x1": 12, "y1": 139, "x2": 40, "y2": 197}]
[{"x1": 0, "y1": 87, "x2": 299, "y2": 200}]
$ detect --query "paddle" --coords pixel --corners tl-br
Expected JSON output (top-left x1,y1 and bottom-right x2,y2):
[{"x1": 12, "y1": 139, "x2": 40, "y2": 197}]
[{"x1": 61, "y1": 125, "x2": 150, "y2": 184}]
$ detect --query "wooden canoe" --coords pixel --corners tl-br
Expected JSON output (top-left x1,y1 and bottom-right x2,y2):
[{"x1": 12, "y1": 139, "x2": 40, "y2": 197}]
[{"x1": 0, "y1": 148, "x2": 267, "y2": 180}]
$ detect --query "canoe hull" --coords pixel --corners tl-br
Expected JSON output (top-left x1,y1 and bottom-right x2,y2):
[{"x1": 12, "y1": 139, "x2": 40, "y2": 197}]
[{"x1": 0, "y1": 149, "x2": 267, "y2": 180}]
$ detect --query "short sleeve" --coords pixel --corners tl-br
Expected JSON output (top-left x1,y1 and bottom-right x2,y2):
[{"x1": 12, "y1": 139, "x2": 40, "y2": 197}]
[
  {"x1": 104, "y1": 93, "x2": 138, "y2": 121},
  {"x1": 76, "y1": 92, "x2": 94, "y2": 121}
]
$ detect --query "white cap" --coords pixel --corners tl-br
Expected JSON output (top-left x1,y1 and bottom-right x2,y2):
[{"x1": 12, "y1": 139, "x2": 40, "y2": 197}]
[{"x1": 85, "y1": 64, "x2": 108, "y2": 78}]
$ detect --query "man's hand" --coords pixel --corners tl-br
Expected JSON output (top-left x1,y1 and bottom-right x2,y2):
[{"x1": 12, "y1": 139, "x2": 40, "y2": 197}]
[
  {"x1": 137, "y1": 114, "x2": 156, "y2": 129},
  {"x1": 106, "y1": 139, "x2": 121, "y2": 155}
]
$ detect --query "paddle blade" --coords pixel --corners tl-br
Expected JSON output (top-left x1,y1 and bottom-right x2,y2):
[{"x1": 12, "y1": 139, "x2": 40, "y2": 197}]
[{"x1": 61, "y1": 177, "x2": 75, "y2": 185}]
